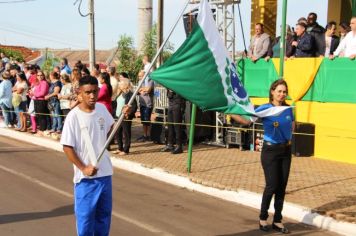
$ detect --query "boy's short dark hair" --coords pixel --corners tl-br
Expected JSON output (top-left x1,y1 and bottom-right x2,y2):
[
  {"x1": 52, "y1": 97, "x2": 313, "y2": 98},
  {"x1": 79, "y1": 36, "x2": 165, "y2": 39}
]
[{"x1": 79, "y1": 75, "x2": 98, "y2": 87}]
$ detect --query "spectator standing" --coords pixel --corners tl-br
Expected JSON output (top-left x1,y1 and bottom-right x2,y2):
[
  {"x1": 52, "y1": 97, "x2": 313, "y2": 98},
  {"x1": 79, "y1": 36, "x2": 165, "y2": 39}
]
[
  {"x1": 339, "y1": 22, "x2": 351, "y2": 42},
  {"x1": 27, "y1": 65, "x2": 37, "y2": 87},
  {"x1": 74, "y1": 60, "x2": 84, "y2": 71},
  {"x1": 265, "y1": 25, "x2": 295, "y2": 60},
  {"x1": 321, "y1": 21, "x2": 340, "y2": 57},
  {"x1": 33, "y1": 70, "x2": 49, "y2": 136},
  {"x1": 307, "y1": 12, "x2": 326, "y2": 57},
  {"x1": 331, "y1": 17, "x2": 356, "y2": 59},
  {"x1": 69, "y1": 68, "x2": 81, "y2": 109},
  {"x1": 9, "y1": 64, "x2": 20, "y2": 86},
  {"x1": 23, "y1": 64, "x2": 31, "y2": 79},
  {"x1": 13, "y1": 71, "x2": 28, "y2": 131},
  {"x1": 248, "y1": 23, "x2": 271, "y2": 62},
  {"x1": 97, "y1": 72, "x2": 113, "y2": 114},
  {"x1": 292, "y1": 22, "x2": 315, "y2": 57},
  {"x1": 60, "y1": 58, "x2": 72, "y2": 75},
  {"x1": 91, "y1": 64, "x2": 100, "y2": 79},
  {"x1": 28, "y1": 77, "x2": 37, "y2": 134},
  {"x1": 113, "y1": 79, "x2": 137, "y2": 155},
  {"x1": 53, "y1": 66, "x2": 61, "y2": 75},
  {"x1": 45, "y1": 72, "x2": 62, "y2": 133},
  {"x1": 0, "y1": 52, "x2": 9, "y2": 64},
  {"x1": 81, "y1": 67, "x2": 90, "y2": 77},
  {"x1": 0, "y1": 71, "x2": 13, "y2": 127},
  {"x1": 137, "y1": 70, "x2": 154, "y2": 142},
  {"x1": 108, "y1": 66, "x2": 119, "y2": 117},
  {"x1": 142, "y1": 55, "x2": 152, "y2": 73},
  {"x1": 58, "y1": 74, "x2": 72, "y2": 118},
  {"x1": 60, "y1": 76, "x2": 114, "y2": 236},
  {"x1": 118, "y1": 72, "x2": 129, "y2": 82},
  {"x1": 160, "y1": 89, "x2": 186, "y2": 154}
]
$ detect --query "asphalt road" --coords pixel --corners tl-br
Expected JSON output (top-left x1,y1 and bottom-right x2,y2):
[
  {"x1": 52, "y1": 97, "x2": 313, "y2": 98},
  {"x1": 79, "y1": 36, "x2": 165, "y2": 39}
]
[{"x1": 0, "y1": 135, "x2": 340, "y2": 236}]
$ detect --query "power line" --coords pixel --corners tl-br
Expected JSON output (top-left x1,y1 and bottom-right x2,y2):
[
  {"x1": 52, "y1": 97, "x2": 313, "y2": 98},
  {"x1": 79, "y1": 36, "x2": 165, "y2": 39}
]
[
  {"x1": 0, "y1": 20, "x2": 87, "y2": 46},
  {"x1": 73, "y1": 0, "x2": 90, "y2": 17},
  {"x1": 0, "y1": 27, "x2": 86, "y2": 48},
  {"x1": 0, "y1": 0, "x2": 35, "y2": 3}
]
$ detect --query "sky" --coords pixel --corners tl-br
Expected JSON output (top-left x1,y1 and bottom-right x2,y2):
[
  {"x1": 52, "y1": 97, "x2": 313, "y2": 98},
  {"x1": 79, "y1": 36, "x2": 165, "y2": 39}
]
[{"x1": 0, "y1": 0, "x2": 328, "y2": 52}]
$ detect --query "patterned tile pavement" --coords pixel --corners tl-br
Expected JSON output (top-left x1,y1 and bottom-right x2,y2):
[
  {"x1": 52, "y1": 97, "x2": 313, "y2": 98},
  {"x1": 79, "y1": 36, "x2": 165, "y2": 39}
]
[{"x1": 111, "y1": 124, "x2": 356, "y2": 224}]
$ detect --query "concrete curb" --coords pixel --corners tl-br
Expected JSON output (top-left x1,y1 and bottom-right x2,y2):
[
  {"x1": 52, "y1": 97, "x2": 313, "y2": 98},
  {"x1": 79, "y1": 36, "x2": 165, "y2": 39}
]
[{"x1": 1, "y1": 128, "x2": 355, "y2": 236}]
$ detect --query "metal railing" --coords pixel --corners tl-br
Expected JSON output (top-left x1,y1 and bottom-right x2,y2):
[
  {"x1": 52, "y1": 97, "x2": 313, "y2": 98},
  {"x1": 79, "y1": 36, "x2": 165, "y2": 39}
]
[{"x1": 133, "y1": 85, "x2": 169, "y2": 109}]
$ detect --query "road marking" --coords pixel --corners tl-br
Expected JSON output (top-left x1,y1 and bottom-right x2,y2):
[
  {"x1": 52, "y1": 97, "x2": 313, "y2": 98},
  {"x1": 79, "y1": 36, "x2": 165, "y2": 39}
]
[{"x1": 0, "y1": 164, "x2": 173, "y2": 236}]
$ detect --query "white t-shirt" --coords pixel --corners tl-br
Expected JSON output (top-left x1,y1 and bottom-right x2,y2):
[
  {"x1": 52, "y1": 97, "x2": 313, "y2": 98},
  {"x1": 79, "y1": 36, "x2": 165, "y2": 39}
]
[
  {"x1": 334, "y1": 31, "x2": 356, "y2": 57},
  {"x1": 59, "y1": 83, "x2": 72, "y2": 110},
  {"x1": 110, "y1": 76, "x2": 119, "y2": 101},
  {"x1": 144, "y1": 63, "x2": 152, "y2": 73},
  {"x1": 60, "y1": 103, "x2": 115, "y2": 183},
  {"x1": 15, "y1": 81, "x2": 28, "y2": 102}
]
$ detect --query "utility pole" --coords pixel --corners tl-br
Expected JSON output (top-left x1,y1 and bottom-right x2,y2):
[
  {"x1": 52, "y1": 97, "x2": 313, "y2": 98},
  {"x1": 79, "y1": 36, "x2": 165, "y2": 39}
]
[
  {"x1": 89, "y1": 0, "x2": 96, "y2": 71},
  {"x1": 157, "y1": 0, "x2": 164, "y2": 67}
]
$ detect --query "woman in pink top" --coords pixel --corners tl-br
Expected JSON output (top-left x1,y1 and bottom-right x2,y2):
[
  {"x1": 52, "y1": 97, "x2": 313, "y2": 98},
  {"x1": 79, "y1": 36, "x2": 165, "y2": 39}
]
[
  {"x1": 33, "y1": 70, "x2": 50, "y2": 135},
  {"x1": 97, "y1": 72, "x2": 113, "y2": 114}
]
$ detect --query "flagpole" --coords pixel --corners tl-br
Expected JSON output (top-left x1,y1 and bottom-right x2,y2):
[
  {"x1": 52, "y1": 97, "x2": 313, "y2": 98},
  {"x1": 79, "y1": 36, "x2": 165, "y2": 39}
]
[
  {"x1": 187, "y1": 103, "x2": 197, "y2": 173},
  {"x1": 97, "y1": 0, "x2": 191, "y2": 164},
  {"x1": 279, "y1": 0, "x2": 287, "y2": 79}
]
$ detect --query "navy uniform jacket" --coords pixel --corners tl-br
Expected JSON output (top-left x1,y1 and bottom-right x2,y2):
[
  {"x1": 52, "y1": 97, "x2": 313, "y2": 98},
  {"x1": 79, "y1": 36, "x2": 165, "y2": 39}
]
[{"x1": 294, "y1": 33, "x2": 315, "y2": 57}]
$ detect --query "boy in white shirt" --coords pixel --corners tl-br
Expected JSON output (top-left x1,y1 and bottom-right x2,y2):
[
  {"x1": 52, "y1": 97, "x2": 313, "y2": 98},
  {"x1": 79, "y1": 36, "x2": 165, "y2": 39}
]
[{"x1": 60, "y1": 75, "x2": 114, "y2": 236}]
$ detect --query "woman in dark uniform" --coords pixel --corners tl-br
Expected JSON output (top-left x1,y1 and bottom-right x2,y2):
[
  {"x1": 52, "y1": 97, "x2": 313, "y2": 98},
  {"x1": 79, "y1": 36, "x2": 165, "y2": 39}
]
[{"x1": 231, "y1": 79, "x2": 294, "y2": 234}]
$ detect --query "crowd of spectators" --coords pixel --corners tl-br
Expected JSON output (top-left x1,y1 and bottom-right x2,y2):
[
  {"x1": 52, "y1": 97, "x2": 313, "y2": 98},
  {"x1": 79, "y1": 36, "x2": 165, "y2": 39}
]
[
  {"x1": 247, "y1": 13, "x2": 356, "y2": 61},
  {"x1": 0, "y1": 54, "x2": 154, "y2": 155}
]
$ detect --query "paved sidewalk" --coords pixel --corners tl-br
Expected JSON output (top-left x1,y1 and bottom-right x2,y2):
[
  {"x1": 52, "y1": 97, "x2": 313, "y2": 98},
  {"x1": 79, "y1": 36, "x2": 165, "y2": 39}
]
[{"x1": 113, "y1": 125, "x2": 356, "y2": 225}]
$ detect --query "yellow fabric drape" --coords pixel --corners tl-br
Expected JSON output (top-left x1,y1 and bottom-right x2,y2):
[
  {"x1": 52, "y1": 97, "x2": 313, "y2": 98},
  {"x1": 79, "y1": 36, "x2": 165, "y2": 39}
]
[{"x1": 272, "y1": 58, "x2": 323, "y2": 102}]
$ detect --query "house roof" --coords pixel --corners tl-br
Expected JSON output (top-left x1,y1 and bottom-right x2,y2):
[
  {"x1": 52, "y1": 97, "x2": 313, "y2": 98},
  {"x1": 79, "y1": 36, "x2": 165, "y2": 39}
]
[
  {"x1": 49, "y1": 48, "x2": 119, "y2": 67},
  {"x1": 0, "y1": 44, "x2": 41, "y2": 62}
]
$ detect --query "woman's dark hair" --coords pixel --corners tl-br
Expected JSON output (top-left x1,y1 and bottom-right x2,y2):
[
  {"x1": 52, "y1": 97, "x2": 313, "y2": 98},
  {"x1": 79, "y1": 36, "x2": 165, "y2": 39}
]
[
  {"x1": 60, "y1": 74, "x2": 71, "y2": 83},
  {"x1": 269, "y1": 79, "x2": 289, "y2": 105},
  {"x1": 16, "y1": 71, "x2": 27, "y2": 81},
  {"x1": 79, "y1": 75, "x2": 98, "y2": 87},
  {"x1": 81, "y1": 67, "x2": 90, "y2": 76},
  {"x1": 119, "y1": 72, "x2": 129, "y2": 78},
  {"x1": 50, "y1": 71, "x2": 60, "y2": 80},
  {"x1": 339, "y1": 22, "x2": 351, "y2": 32},
  {"x1": 99, "y1": 72, "x2": 112, "y2": 97},
  {"x1": 75, "y1": 60, "x2": 84, "y2": 71}
]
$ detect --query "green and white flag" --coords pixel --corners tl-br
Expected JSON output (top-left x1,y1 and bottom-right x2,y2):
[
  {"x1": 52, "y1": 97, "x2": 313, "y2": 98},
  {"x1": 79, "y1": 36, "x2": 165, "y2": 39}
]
[{"x1": 150, "y1": 0, "x2": 288, "y2": 119}]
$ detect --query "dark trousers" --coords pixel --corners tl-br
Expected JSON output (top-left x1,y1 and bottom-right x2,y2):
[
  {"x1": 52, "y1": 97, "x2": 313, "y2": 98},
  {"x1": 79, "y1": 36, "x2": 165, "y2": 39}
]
[
  {"x1": 117, "y1": 120, "x2": 132, "y2": 153},
  {"x1": 34, "y1": 100, "x2": 48, "y2": 131},
  {"x1": 259, "y1": 144, "x2": 291, "y2": 223},
  {"x1": 167, "y1": 103, "x2": 184, "y2": 146},
  {"x1": 111, "y1": 100, "x2": 117, "y2": 118},
  {"x1": 61, "y1": 109, "x2": 70, "y2": 119}
]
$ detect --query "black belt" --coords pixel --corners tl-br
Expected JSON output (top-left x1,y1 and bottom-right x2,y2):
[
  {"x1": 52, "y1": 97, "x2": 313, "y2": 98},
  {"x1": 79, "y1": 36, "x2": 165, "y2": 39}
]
[{"x1": 264, "y1": 141, "x2": 291, "y2": 147}]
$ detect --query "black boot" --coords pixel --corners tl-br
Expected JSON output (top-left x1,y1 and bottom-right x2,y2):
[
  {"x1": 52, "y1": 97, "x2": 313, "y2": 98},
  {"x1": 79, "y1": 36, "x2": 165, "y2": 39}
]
[
  {"x1": 171, "y1": 145, "x2": 183, "y2": 154},
  {"x1": 161, "y1": 145, "x2": 174, "y2": 152}
]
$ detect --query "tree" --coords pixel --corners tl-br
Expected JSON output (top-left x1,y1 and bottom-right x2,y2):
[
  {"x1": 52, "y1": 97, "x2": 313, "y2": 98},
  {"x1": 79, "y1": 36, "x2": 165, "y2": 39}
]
[
  {"x1": 116, "y1": 25, "x2": 175, "y2": 83},
  {"x1": 0, "y1": 48, "x2": 24, "y2": 62},
  {"x1": 117, "y1": 34, "x2": 142, "y2": 83},
  {"x1": 41, "y1": 50, "x2": 59, "y2": 77},
  {"x1": 142, "y1": 23, "x2": 174, "y2": 63}
]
